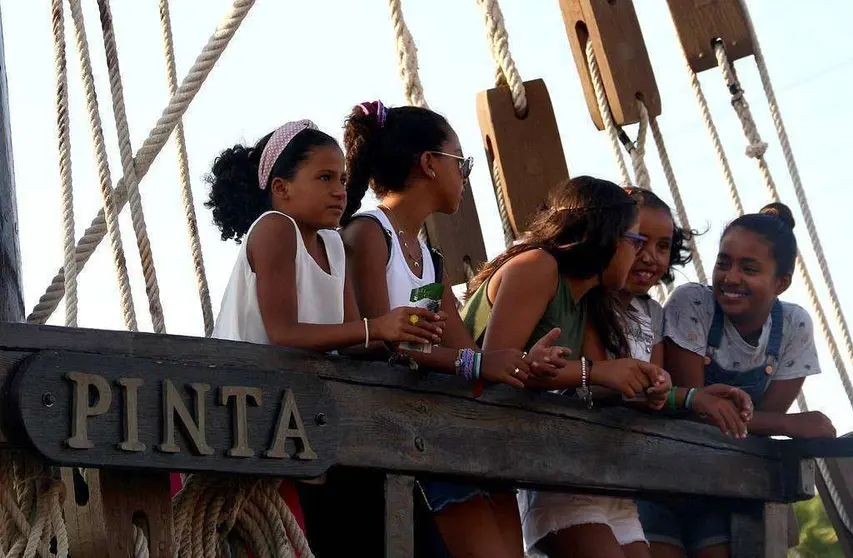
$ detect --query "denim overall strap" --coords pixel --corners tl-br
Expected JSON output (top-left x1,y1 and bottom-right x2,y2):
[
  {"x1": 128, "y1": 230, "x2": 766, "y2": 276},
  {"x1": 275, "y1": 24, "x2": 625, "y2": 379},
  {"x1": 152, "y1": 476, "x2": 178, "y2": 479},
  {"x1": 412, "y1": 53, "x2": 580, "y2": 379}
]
[
  {"x1": 703, "y1": 300, "x2": 785, "y2": 406},
  {"x1": 707, "y1": 302, "x2": 726, "y2": 349},
  {"x1": 766, "y1": 299, "x2": 784, "y2": 360}
]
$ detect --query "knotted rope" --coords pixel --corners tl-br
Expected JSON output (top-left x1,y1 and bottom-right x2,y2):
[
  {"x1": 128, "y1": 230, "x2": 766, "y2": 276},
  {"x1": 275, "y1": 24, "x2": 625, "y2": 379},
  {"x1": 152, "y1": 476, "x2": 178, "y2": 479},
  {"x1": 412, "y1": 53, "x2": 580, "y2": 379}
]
[
  {"x1": 67, "y1": 0, "x2": 138, "y2": 331},
  {"x1": 739, "y1": 0, "x2": 853, "y2": 393},
  {"x1": 172, "y1": 475, "x2": 313, "y2": 558},
  {"x1": 96, "y1": 0, "x2": 166, "y2": 334},
  {"x1": 28, "y1": 0, "x2": 256, "y2": 325},
  {"x1": 159, "y1": 0, "x2": 215, "y2": 337},
  {"x1": 0, "y1": 454, "x2": 68, "y2": 558}
]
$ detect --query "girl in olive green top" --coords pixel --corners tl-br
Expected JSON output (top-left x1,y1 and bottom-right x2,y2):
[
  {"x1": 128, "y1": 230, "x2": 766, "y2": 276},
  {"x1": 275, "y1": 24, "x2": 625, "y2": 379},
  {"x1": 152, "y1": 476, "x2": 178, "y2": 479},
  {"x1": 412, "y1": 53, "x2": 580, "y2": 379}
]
[{"x1": 449, "y1": 176, "x2": 671, "y2": 558}]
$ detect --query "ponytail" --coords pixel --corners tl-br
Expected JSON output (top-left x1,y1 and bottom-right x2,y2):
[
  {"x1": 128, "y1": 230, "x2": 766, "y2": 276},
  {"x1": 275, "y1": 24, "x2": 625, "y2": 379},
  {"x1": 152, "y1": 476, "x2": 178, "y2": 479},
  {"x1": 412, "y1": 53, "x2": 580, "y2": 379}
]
[{"x1": 342, "y1": 100, "x2": 452, "y2": 224}]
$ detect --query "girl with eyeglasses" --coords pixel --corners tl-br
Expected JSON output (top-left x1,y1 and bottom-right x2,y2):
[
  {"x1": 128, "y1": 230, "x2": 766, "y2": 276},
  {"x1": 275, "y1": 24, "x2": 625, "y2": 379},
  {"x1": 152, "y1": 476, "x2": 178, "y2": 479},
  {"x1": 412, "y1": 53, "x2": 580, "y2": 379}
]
[{"x1": 339, "y1": 100, "x2": 566, "y2": 558}]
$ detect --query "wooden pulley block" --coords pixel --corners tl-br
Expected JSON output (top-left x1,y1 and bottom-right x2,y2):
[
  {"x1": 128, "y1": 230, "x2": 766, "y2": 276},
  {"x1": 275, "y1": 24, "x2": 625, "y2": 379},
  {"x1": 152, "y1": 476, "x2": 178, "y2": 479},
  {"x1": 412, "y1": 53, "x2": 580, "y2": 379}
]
[
  {"x1": 100, "y1": 470, "x2": 174, "y2": 558},
  {"x1": 476, "y1": 79, "x2": 569, "y2": 236},
  {"x1": 666, "y1": 0, "x2": 755, "y2": 73},
  {"x1": 559, "y1": 0, "x2": 661, "y2": 129}
]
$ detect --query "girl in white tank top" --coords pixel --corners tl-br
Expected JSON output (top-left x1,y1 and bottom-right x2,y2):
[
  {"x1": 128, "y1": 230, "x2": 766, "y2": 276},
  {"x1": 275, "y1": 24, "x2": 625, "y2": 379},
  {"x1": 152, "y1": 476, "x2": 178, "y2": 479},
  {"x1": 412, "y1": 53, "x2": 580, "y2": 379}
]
[
  {"x1": 339, "y1": 101, "x2": 568, "y2": 558},
  {"x1": 201, "y1": 120, "x2": 448, "y2": 554}
]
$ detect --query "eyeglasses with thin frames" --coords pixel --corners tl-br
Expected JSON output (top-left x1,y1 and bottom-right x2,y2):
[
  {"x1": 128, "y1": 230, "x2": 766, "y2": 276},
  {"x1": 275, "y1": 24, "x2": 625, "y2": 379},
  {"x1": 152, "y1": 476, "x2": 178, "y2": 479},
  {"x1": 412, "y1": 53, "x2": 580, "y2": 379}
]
[
  {"x1": 624, "y1": 231, "x2": 648, "y2": 251},
  {"x1": 429, "y1": 151, "x2": 474, "y2": 180}
]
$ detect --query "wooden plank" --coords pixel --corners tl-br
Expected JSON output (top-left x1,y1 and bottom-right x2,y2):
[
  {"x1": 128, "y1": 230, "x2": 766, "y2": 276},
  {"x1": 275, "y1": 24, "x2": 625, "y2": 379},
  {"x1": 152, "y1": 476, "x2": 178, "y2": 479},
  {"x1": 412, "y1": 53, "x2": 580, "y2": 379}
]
[
  {"x1": 731, "y1": 503, "x2": 788, "y2": 558},
  {"x1": 424, "y1": 190, "x2": 487, "y2": 285},
  {"x1": 0, "y1": 322, "x2": 784, "y2": 460},
  {"x1": 0, "y1": 323, "x2": 818, "y2": 503},
  {"x1": 384, "y1": 474, "x2": 414, "y2": 558},
  {"x1": 9, "y1": 351, "x2": 341, "y2": 477},
  {"x1": 558, "y1": 0, "x2": 661, "y2": 129},
  {"x1": 476, "y1": 79, "x2": 569, "y2": 236},
  {"x1": 100, "y1": 470, "x2": 173, "y2": 558},
  {"x1": 666, "y1": 0, "x2": 755, "y2": 73},
  {"x1": 0, "y1": 1, "x2": 23, "y2": 326},
  {"x1": 61, "y1": 467, "x2": 110, "y2": 558}
]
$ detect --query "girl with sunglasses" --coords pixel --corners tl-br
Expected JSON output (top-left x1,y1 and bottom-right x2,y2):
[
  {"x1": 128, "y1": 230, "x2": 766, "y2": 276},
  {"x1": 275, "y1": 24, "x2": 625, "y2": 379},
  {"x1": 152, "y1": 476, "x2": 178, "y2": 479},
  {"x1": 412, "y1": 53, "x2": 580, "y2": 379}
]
[{"x1": 340, "y1": 100, "x2": 566, "y2": 558}]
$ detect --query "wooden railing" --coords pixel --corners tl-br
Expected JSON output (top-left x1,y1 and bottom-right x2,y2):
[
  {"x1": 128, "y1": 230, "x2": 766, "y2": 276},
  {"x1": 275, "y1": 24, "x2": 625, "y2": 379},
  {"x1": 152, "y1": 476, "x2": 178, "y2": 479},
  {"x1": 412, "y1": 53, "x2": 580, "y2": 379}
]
[{"x1": 0, "y1": 321, "x2": 819, "y2": 557}]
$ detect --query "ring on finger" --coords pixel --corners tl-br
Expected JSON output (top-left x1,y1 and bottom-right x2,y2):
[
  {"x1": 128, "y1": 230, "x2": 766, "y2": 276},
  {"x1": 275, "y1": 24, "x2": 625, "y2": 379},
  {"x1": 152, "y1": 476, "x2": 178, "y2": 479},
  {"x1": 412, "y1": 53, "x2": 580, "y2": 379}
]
[
  {"x1": 513, "y1": 368, "x2": 520, "y2": 377},
  {"x1": 409, "y1": 314, "x2": 420, "y2": 325}
]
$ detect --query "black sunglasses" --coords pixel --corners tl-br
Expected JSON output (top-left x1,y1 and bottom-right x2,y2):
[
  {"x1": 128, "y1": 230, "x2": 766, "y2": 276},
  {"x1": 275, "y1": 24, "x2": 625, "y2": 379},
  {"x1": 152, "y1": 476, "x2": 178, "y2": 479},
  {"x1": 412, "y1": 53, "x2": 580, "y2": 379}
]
[{"x1": 429, "y1": 151, "x2": 474, "y2": 180}]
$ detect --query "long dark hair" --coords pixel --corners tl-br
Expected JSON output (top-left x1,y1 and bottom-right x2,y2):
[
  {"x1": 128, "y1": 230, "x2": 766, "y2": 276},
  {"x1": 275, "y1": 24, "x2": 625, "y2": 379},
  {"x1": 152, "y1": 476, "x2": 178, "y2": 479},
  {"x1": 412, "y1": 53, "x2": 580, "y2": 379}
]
[
  {"x1": 205, "y1": 128, "x2": 339, "y2": 242},
  {"x1": 722, "y1": 202, "x2": 797, "y2": 277},
  {"x1": 341, "y1": 101, "x2": 451, "y2": 224},
  {"x1": 625, "y1": 188, "x2": 697, "y2": 284},
  {"x1": 468, "y1": 176, "x2": 639, "y2": 357}
]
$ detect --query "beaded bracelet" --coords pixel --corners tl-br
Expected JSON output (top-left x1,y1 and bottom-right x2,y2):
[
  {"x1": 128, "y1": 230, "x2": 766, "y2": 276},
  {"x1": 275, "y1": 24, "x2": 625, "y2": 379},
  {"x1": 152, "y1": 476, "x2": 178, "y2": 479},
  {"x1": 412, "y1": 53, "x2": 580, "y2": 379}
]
[
  {"x1": 579, "y1": 357, "x2": 593, "y2": 409},
  {"x1": 455, "y1": 348, "x2": 476, "y2": 381}
]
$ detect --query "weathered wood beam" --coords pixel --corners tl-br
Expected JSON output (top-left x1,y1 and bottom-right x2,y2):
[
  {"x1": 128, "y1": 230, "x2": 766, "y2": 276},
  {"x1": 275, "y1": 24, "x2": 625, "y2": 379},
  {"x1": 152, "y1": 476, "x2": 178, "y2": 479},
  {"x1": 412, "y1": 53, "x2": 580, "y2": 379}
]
[
  {"x1": 0, "y1": 322, "x2": 815, "y2": 505},
  {"x1": 0, "y1": 2, "x2": 23, "y2": 326}
]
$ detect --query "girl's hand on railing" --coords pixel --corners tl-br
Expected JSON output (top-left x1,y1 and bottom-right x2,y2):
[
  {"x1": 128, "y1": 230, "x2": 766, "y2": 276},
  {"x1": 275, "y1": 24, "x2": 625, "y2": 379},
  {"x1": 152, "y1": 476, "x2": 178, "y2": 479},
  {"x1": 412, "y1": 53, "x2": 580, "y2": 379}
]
[
  {"x1": 643, "y1": 370, "x2": 672, "y2": 411},
  {"x1": 481, "y1": 349, "x2": 530, "y2": 389},
  {"x1": 526, "y1": 328, "x2": 571, "y2": 379}
]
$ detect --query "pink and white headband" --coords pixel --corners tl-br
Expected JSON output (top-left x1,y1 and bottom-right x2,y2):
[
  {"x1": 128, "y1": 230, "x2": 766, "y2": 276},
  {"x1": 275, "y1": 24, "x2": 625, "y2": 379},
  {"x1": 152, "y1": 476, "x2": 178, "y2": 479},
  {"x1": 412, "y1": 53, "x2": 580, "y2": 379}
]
[{"x1": 257, "y1": 119, "x2": 318, "y2": 190}]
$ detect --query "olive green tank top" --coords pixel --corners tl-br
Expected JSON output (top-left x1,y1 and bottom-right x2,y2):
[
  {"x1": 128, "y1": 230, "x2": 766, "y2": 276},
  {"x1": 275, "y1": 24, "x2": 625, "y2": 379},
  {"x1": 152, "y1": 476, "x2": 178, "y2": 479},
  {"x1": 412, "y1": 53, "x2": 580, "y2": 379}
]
[{"x1": 460, "y1": 275, "x2": 587, "y2": 356}]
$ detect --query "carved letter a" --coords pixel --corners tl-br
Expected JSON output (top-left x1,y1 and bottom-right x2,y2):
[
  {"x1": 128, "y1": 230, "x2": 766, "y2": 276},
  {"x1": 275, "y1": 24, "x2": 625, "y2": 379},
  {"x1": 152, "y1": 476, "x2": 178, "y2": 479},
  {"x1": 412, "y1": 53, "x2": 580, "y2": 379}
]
[{"x1": 265, "y1": 389, "x2": 317, "y2": 460}]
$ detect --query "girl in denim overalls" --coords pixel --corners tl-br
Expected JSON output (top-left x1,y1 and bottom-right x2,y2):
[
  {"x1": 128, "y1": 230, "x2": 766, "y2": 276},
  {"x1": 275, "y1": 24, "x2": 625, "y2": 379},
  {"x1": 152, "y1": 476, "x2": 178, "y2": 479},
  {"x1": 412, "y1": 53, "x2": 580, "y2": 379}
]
[{"x1": 638, "y1": 202, "x2": 836, "y2": 558}]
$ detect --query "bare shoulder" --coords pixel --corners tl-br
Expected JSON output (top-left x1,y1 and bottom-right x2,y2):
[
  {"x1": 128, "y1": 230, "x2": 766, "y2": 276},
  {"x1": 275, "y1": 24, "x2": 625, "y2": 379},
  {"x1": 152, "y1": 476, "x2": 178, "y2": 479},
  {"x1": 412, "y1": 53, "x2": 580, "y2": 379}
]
[
  {"x1": 247, "y1": 212, "x2": 297, "y2": 271},
  {"x1": 494, "y1": 248, "x2": 559, "y2": 295},
  {"x1": 341, "y1": 216, "x2": 388, "y2": 254}
]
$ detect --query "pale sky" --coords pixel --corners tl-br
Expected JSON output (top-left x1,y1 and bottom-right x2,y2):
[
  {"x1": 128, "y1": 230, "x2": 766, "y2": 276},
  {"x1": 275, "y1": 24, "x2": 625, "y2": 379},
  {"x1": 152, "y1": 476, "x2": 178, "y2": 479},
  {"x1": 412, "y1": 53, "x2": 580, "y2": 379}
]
[{"x1": 3, "y1": 0, "x2": 852, "y2": 432}]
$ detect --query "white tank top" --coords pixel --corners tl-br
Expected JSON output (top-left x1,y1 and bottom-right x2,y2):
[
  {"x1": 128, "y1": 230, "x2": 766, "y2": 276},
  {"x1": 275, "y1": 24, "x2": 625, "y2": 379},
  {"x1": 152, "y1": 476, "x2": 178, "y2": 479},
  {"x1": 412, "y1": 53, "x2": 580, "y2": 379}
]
[
  {"x1": 356, "y1": 209, "x2": 435, "y2": 310},
  {"x1": 212, "y1": 211, "x2": 346, "y2": 345}
]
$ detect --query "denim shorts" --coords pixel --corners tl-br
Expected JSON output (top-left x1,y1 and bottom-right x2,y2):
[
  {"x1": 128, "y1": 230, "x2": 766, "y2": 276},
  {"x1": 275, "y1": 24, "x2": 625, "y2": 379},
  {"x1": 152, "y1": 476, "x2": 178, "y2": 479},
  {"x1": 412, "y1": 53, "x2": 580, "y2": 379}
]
[
  {"x1": 417, "y1": 480, "x2": 515, "y2": 514},
  {"x1": 636, "y1": 498, "x2": 731, "y2": 553}
]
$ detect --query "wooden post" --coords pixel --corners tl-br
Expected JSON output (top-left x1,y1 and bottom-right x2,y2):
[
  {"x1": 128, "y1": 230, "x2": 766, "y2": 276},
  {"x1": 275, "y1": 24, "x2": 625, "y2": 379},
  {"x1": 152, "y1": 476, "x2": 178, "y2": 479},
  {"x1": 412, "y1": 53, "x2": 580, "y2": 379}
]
[
  {"x1": 477, "y1": 79, "x2": 569, "y2": 237},
  {"x1": 384, "y1": 474, "x2": 414, "y2": 558},
  {"x1": 558, "y1": 0, "x2": 661, "y2": 129},
  {"x1": 665, "y1": 0, "x2": 755, "y2": 73},
  {"x1": 731, "y1": 503, "x2": 788, "y2": 558},
  {"x1": 0, "y1": 2, "x2": 24, "y2": 326},
  {"x1": 424, "y1": 195, "x2": 487, "y2": 286}
]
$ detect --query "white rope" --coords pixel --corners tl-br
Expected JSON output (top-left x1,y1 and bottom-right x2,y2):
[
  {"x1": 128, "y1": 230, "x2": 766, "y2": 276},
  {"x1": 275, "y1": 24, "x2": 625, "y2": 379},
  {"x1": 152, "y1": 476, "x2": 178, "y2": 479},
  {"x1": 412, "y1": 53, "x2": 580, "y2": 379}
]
[
  {"x1": 584, "y1": 37, "x2": 704, "y2": 294},
  {"x1": 0, "y1": 454, "x2": 69, "y2": 558},
  {"x1": 27, "y1": 0, "x2": 257, "y2": 326},
  {"x1": 490, "y1": 157, "x2": 515, "y2": 247},
  {"x1": 50, "y1": 0, "x2": 77, "y2": 328},
  {"x1": 96, "y1": 0, "x2": 166, "y2": 334},
  {"x1": 66, "y1": 0, "x2": 138, "y2": 331},
  {"x1": 644, "y1": 104, "x2": 708, "y2": 284},
  {"x1": 475, "y1": 0, "x2": 525, "y2": 246},
  {"x1": 387, "y1": 0, "x2": 427, "y2": 108},
  {"x1": 159, "y1": 0, "x2": 215, "y2": 337},
  {"x1": 172, "y1": 475, "x2": 313, "y2": 558},
  {"x1": 584, "y1": 38, "x2": 631, "y2": 187},
  {"x1": 712, "y1": 42, "x2": 853, "y2": 413},
  {"x1": 739, "y1": 1, "x2": 853, "y2": 392},
  {"x1": 133, "y1": 525, "x2": 150, "y2": 558},
  {"x1": 475, "y1": 0, "x2": 527, "y2": 117}
]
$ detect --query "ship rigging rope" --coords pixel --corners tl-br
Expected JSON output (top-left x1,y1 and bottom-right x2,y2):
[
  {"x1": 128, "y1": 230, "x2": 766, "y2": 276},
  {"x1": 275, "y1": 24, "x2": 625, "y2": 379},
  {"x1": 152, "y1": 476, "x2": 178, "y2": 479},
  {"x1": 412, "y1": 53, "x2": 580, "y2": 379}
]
[
  {"x1": 158, "y1": 0, "x2": 215, "y2": 338},
  {"x1": 708, "y1": 40, "x2": 853, "y2": 415},
  {"x1": 476, "y1": 0, "x2": 523, "y2": 247},
  {"x1": 387, "y1": 0, "x2": 426, "y2": 109},
  {"x1": 67, "y1": 0, "x2": 139, "y2": 332},
  {"x1": 27, "y1": 0, "x2": 256, "y2": 326},
  {"x1": 583, "y1": 37, "x2": 707, "y2": 292},
  {"x1": 50, "y1": 0, "x2": 76, "y2": 329},
  {"x1": 94, "y1": 0, "x2": 166, "y2": 334},
  {"x1": 0, "y1": 454, "x2": 68, "y2": 558}
]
